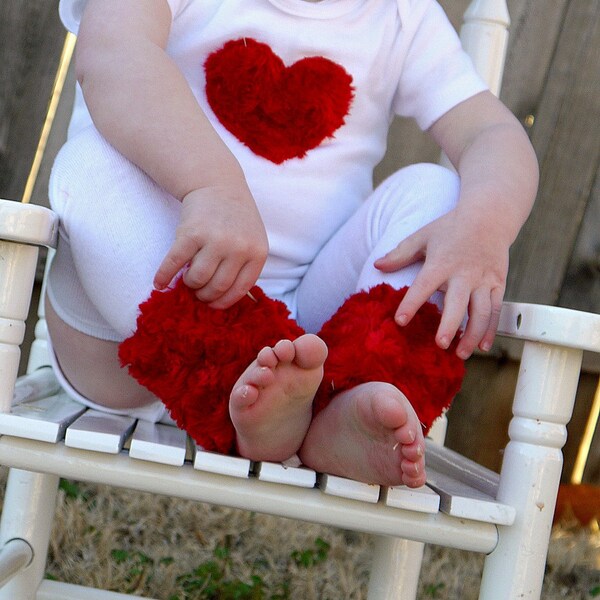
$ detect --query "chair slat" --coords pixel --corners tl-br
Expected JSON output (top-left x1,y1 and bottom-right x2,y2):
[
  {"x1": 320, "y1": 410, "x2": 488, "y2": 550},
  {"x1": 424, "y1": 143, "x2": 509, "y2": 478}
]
[
  {"x1": 424, "y1": 439, "x2": 499, "y2": 497},
  {"x1": 194, "y1": 447, "x2": 251, "y2": 478},
  {"x1": 318, "y1": 474, "x2": 380, "y2": 503},
  {"x1": 426, "y1": 467, "x2": 516, "y2": 525},
  {"x1": 382, "y1": 484, "x2": 441, "y2": 514},
  {"x1": 65, "y1": 410, "x2": 136, "y2": 454},
  {"x1": 253, "y1": 460, "x2": 317, "y2": 488},
  {"x1": 128, "y1": 421, "x2": 188, "y2": 466},
  {"x1": 0, "y1": 392, "x2": 85, "y2": 443}
]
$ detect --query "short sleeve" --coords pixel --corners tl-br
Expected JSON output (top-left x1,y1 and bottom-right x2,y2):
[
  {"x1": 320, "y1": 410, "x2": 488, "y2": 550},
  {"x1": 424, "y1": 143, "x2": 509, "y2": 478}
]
[
  {"x1": 393, "y1": 0, "x2": 488, "y2": 130},
  {"x1": 58, "y1": 0, "x2": 191, "y2": 34}
]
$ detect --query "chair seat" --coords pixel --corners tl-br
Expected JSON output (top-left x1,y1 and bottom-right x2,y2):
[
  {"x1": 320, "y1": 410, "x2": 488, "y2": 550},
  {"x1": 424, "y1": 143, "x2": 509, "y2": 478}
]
[{"x1": 0, "y1": 373, "x2": 515, "y2": 555}]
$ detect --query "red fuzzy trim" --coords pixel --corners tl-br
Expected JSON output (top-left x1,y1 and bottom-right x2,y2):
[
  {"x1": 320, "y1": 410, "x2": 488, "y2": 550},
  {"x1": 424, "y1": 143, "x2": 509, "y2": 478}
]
[
  {"x1": 118, "y1": 278, "x2": 304, "y2": 454},
  {"x1": 204, "y1": 38, "x2": 354, "y2": 163},
  {"x1": 315, "y1": 284, "x2": 465, "y2": 434}
]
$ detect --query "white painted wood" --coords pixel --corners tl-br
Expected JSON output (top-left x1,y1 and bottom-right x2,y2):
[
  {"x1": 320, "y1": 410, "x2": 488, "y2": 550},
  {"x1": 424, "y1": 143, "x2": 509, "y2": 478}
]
[
  {"x1": 0, "y1": 470, "x2": 59, "y2": 600},
  {"x1": 318, "y1": 474, "x2": 380, "y2": 503},
  {"x1": 0, "y1": 201, "x2": 56, "y2": 416},
  {"x1": 424, "y1": 439, "x2": 499, "y2": 497},
  {"x1": 460, "y1": 0, "x2": 510, "y2": 96},
  {"x1": 367, "y1": 537, "x2": 424, "y2": 600},
  {"x1": 128, "y1": 421, "x2": 187, "y2": 466},
  {"x1": 382, "y1": 484, "x2": 440, "y2": 514},
  {"x1": 13, "y1": 368, "x2": 61, "y2": 406},
  {"x1": 0, "y1": 200, "x2": 57, "y2": 248},
  {"x1": 65, "y1": 410, "x2": 136, "y2": 454},
  {"x1": 0, "y1": 393, "x2": 86, "y2": 443},
  {"x1": 26, "y1": 252, "x2": 55, "y2": 374},
  {"x1": 426, "y1": 467, "x2": 516, "y2": 526},
  {"x1": 0, "y1": 539, "x2": 33, "y2": 588},
  {"x1": 194, "y1": 448, "x2": 251, "y2": 478},
  {"x1": 0, "y1": 241, "x2": 39, "y2": 321},
  {"x1": 479, "y1": 342, "x2": 584, "y2": 599},
  {"x1": 0, "y1": 241, "x2": 39, "y2": 413},
  {"x1": 499, "y1": 302, "x2": 600, "y2": 352},
  {"x1": 0, "y1": 436, "x2": 498, "y2": 553},
  {"x1": 253, "y1": 460, "x2": 316, "y2": 488},
  {"x1": 37, "y1": 579, "x2": 159, "y2": 600}
]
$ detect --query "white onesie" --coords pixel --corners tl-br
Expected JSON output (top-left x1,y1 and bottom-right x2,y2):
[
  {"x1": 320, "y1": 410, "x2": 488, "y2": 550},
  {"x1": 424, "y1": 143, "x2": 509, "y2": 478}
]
[{"x1": 50, "y1": 0, "x2": 486, "y2": 339}]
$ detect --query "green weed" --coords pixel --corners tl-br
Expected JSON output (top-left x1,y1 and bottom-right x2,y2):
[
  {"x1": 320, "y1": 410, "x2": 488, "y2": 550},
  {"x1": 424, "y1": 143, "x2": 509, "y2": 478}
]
[
  {"x1": 424, "y1": 582, "x2": 445, "y2": 598},
  {"x1": 290, "y1": 537, "x2": 330, "y2": 568}
]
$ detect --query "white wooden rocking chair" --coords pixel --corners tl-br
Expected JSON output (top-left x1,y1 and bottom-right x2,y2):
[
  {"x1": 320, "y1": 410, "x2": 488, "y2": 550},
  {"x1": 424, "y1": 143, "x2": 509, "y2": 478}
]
[{"x1": 1, "y1": 1, "x2": 599, "y2": 598}]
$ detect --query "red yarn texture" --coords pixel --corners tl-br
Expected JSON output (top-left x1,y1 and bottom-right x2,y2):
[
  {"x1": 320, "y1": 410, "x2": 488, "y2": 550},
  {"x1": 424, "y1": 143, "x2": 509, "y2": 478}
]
[
  {"x1": 315, "y1": 284, "x2": 465, "y2": 434},
  {"x1": 204, "y1": 38, "x2": 354, "y2": 163},
  {"x1": 119, "y1": 281, "x2": 465, "y2": 454},
  {"x1": 118, "y1": 278, "x2": 304, "y2": 454}
]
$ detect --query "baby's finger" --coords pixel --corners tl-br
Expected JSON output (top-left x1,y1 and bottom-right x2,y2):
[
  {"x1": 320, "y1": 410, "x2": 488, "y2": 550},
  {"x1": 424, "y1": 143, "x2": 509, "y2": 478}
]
[
  {"x1": 394, "y1": 268, "x2": 442, "y2": 326},
  {"x1": 192, "y1": 259, "x2": 239, "y2": 304},
  {"x1": 374, "y1": 230, "x2": 426, "y2": 273},
  {"x1": 435, "y1": 281, "x2": 470, "y2": 352},
  {"x1": 182, "y1": 246, "x2": 222, "y2": 291},
  {"x1": 154, "y1": 234, "x2": 200, "y2": 289},
  {"x1": 455, "y1": 287, "x2": 492, "y2": 359},
  {"x1": 478, "y1": 286, "x2": 504, "y2": 352},
  {"x1": 208, "y1": 261, "x2": 263, "y2": 309}
]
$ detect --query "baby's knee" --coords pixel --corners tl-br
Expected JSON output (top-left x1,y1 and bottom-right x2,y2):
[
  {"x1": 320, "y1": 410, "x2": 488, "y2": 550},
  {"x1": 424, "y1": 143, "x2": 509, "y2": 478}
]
[
  {"x1": 49, "y1": 126, "x2": 138, "y2": 210},
  {"x1": 372, "y1": 162, "x2": 460, "y2": 228},
  {"x1": 387, "y1": 162, "x2": 459, "y2": 207}
]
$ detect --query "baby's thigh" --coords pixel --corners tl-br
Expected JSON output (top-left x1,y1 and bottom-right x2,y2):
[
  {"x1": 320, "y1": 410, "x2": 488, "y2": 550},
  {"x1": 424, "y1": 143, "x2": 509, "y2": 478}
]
[
  {"x1": 296, "y1": 163, "x2": 460, "y2": 332},
  {"x1": 50, "y1": 126, "x2": 179, "y2": 240},
  {"x1": 49, "y1": 127, "x2": 180, "y2": 334}
]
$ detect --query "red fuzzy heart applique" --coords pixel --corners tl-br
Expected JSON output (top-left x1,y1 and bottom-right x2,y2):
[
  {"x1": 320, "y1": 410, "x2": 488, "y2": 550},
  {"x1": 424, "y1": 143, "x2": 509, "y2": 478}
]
[{"x1": 204, "y1": 38, "x2": 354, "y2": 164}]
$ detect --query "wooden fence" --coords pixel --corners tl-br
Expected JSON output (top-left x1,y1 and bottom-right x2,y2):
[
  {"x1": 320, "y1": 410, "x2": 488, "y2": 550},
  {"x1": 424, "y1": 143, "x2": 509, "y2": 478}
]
[{"x1": 1, "y1": 0, "x2": 599, "y2": 482}]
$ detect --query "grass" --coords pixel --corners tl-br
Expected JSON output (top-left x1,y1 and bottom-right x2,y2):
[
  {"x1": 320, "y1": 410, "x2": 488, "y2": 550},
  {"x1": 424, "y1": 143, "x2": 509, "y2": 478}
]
[{"x1": 1, "y1": 472, "x2": 599, "y2": 598}]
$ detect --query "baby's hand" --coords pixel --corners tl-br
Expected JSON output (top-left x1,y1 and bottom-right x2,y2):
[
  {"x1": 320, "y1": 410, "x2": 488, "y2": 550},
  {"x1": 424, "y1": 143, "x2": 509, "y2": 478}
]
[
  {"x1": 154, "y1": 185, "x2": 269, "y2": 309},
  {"x1": 374, "y1": 208, "x2": 510, "y2": 359}
]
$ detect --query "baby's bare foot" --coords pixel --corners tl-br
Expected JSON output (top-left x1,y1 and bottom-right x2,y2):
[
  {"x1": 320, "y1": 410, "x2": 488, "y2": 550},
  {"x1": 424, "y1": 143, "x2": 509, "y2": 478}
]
[
  {"x1": 298, "y1": 382, "x2": 426, "y2": 487},
  {"x1": 230, "y1": 334, "x2": 328, "y2": 461}
]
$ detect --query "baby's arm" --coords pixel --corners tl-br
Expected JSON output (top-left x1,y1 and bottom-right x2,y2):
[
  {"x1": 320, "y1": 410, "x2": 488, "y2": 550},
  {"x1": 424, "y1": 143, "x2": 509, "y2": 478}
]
[
  {"x1": 375, "y1": 91, "x2": 539, "y2": 359},
  {"x1": 75, "y1": 0, "x2": 268, "y2": 308}
]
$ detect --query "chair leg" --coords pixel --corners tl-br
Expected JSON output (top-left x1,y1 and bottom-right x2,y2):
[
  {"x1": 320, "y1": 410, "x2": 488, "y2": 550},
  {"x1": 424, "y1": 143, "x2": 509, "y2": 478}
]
[
  {"x1": 0, "y1": 469, "x2": 60, "y2": 600},
  {"x1": 367, "y1": 537, "x2": 424, "y2": 600},
  {"x1": 479, "y1": 342, "x2": 583, "y2": 599}
]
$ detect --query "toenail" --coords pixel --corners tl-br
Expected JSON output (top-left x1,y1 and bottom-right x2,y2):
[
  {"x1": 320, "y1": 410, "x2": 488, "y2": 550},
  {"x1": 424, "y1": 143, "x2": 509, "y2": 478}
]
[
  {"x1": 392, "y1": 441, "x2": 400, "y2": 451},
  {"x1": 416, "y1": 445, "x2": 424, "y2": 457}
]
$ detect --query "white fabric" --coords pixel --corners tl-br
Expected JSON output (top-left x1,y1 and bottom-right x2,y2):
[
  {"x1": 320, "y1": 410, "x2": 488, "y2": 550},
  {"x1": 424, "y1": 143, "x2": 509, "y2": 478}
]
[
  {"x1": 52, "y1": 0, "x2": 485, "y2": 328},
  {"x1": 48, "y1": 125, "x2": 459, "y2": 337}
]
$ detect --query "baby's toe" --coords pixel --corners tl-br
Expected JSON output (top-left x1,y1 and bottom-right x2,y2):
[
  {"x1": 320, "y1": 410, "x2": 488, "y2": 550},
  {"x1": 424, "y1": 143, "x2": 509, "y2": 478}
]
[
  {"x1": 400, "y1": 440, "x2": 424, "y2": 463},
  {"x1": 401, "y1": 457, "x2": 426, "y2": 488},
  {"x1": 256, "y1": 346, "x2": 279, "y2": 368},
  {"x1": 230, "y1": 384, "x2": 259, "y2": 410},
  {"x1": 272, "y1": 339, "x2": 296, "y2": 363}
]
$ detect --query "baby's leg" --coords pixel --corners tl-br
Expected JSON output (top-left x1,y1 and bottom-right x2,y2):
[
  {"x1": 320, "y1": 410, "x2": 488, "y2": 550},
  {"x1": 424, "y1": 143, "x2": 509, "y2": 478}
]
[
  {"x1": 296, "y1": 163, "x2": 460, "y2": 333},
  {"x1": 230, "y1": 334, "x2": 327, "y2": 461},
  {"x1": 295, "y1": 163, "x2": 460, "y2": 486},
  {"x1": 48, "y1": 127, "x2": 180, "y2": 406}
]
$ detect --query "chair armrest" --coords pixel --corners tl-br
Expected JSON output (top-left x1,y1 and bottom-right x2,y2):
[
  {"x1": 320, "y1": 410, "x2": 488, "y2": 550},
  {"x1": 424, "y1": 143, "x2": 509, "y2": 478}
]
[
  {"x1": 0, "y1": 200, "x2": 57, "y2": 248},
  {"x1": 498, "y1": 302, "x2": 600, "y2": 353}
]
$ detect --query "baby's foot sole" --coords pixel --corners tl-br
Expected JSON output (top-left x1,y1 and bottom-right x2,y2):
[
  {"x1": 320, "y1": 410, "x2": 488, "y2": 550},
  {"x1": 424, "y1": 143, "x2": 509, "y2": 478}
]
[
  {"x1": 230, "y1": 334, "x2": 327, "y2": 462},
  {"x1": 299, "y1": 382, "x2": 426, "y2": 487}
]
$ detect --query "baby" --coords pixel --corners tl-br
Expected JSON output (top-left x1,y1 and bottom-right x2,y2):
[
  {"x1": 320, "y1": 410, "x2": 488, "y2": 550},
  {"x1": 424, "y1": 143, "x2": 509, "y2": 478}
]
[{"x1": 46, "y1": 0, "x2": 538, "y2": 486}]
